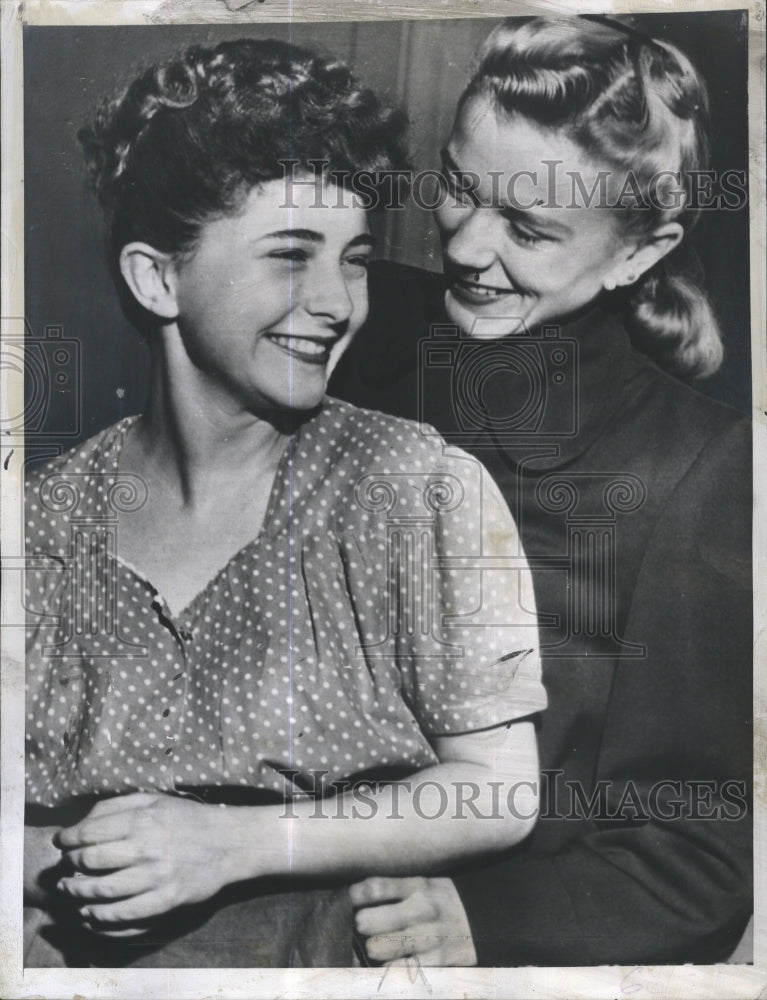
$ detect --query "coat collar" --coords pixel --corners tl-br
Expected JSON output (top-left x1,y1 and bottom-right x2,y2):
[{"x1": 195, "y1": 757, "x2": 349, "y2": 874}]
[{"x1": 423, "y1": 301, "x2": 633, "y2": 473}]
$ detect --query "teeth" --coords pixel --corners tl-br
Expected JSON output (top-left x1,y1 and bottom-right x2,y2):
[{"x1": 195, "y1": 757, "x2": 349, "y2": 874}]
[
  {"x1": 458, "y1": 280, "x2": 512, "y2": 298},
  {"x1": 269, "y1": 334, "x2": 327, "y2": 355}
]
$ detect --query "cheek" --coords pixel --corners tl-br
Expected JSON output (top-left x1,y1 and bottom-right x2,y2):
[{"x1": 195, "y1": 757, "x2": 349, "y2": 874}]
[
  {"x1": 435, "y1": 202, "x2": 467, "y2": 240},
  {"x1": 230, "y1": 278, "x2": 292, "y2": 325},
  {"x1": 531, "y1": 249, "x2": 606, "y2": 295},
  {"x1": 570, "y1": 251, "x2": 616, "y2": 290}
]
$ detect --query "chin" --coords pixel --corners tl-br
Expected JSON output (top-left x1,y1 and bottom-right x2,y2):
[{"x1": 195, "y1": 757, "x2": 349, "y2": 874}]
[
  {"x1": 273, "y1": 393, "x2": 326, "y2": 415},
  {"x1": 444, "y1": 292, "x2": 531, "y2": 340}
]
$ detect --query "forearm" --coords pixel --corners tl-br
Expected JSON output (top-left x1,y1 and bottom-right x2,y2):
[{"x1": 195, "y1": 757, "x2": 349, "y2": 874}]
[
  {"x1": 223, "y1": 761, "x2": 538, "y2": 884},
  {"x1": 54, "y1": 724, "x2": 540, "y2": 923}
]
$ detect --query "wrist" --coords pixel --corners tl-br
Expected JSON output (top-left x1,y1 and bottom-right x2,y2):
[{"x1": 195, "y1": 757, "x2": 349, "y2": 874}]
[{"x1": 214, "y1": 803, "x2": 270, "y2": 887}]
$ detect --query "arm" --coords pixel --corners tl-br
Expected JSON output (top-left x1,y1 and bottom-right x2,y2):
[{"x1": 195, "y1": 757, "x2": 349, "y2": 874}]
[
  {"x1": 353, "y1": 418, "x2": 753, "y2": 966},
  {"x1": 243, "y1": 719, "x2": 539, "y2": 878},
  {"x1": 55, "y1": 718, "x2": 539, "y2": 926},
  {"x1": 57, "y1": 439, "x2": 545, "y2": 928},
  {"x1": 463, "y1": 421, "x2": 752, "y2": 965}
]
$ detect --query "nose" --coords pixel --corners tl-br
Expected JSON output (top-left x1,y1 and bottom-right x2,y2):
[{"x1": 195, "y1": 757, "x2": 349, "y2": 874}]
[
  {"x1": 441, "y1": 204, "x2": 496, "y2": 273},
  {"x1": 302, "y1": 261, "x2": 354, "y2": 328}
]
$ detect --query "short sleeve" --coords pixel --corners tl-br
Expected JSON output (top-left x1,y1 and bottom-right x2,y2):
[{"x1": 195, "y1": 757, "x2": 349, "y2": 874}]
[{"x1": 392, "y1": 446, "x2": 547, "y2": 735}]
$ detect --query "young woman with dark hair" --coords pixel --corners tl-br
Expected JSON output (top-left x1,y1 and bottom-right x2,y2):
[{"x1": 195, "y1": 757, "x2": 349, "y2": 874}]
[{"x1": 23, "y1": 38, "x2": 546, "y2": 967}]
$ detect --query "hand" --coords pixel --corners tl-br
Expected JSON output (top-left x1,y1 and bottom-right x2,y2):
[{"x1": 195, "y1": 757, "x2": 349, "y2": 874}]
[
  {"x1": 55, "y1": 792, "x2": 237, "y2": 928},
  {"x1": 350, "y1": 876, "x2": 478, "y2": 967}
]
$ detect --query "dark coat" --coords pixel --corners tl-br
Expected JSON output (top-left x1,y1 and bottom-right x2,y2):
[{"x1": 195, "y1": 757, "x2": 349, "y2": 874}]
[{"x1": 329, "y1": 260, "x2": 752, "y2": 966}]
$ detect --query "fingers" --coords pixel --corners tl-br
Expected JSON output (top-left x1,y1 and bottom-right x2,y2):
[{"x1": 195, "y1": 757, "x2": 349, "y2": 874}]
[
  {"x1": 349, "y1": 875, "x2": 427, "y2": 907},
  {"x1": 56, "y1": 794, "x2": 157, "y2": 849},
  {"x1": 58, "y1": 865, "x2": 157, "y2": 903},
  {"x1": 56, "y1": 812, "x2": 134, "y2": 850},
  {"x1": 386, "y1": 949, "x2": 444, "y2": 967},
  {"x1": 79, "y1": 889, "x2": 167, "y2": 925},
  {"x1": 86, "y1": 925, "x2": 150, "y2": 939},
  {"x1": 355, "y1": 893, "x2": 437, "y2": 937},
  {"x1": 365, "y1": 923, "x2": 443, "y2": 963},
  {"x1": 353, "y1": 877, "x2": 478, "y2": 967},
  {"x1": 63, "y1": 841, "x2": 141, "y2": 874}
]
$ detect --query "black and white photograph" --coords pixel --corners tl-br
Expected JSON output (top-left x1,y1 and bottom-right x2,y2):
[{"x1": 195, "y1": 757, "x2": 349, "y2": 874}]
[{"x1": 1, "y1": 1, "x2": 765, "y2": 997}]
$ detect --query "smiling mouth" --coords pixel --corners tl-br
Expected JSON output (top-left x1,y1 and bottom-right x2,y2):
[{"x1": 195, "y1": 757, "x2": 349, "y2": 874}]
[
  {"x1": 450, "y1": 275, "x2": 519, "y2": 305},
  {"x1": 265, "y1": 333, "x2": 334, "y2": 366}
]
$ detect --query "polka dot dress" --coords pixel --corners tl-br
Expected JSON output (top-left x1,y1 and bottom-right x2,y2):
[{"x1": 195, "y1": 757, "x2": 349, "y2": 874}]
[{"x1": 25, "y1": 398, "x2": 546, "y2": 807}]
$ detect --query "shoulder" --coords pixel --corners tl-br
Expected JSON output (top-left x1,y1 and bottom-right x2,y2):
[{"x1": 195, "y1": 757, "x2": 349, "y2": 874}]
[
  {"x1": 319, "y1": 396, "x2": 478, "y2": 471},
  {"x1": 622, "y1": 356, "x2": 751, "y2": 556},
  {"x1": 25, "y1": 417, "x2": 138, "y2": 548},
  {"x1": 309, "y1": 398, "x2": 493, "y2": 523},
  {"x1": 25, "y1": 417, "x2": 137, "y2": 486},
  {"x1": 618, "y1": 351, "x2": 750, "y2": 481},
  {"x1": 627, "y1": 351, "x2": 747, "y2": 442}
]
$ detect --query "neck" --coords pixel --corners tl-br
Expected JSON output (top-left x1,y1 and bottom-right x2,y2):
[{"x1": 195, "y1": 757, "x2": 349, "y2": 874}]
[{"x1": 135, "y1": 328, "x2": 297, "y2": 506}]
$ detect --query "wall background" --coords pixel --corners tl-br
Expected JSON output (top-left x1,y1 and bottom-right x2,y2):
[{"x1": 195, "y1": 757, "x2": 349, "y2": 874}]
[{"x1": 23, "y1": 12, "x2": 750, "y2": 455}]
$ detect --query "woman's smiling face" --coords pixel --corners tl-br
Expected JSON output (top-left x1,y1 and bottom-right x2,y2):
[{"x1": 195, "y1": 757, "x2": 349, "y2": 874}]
[
  {"x1": 170, "y1": 178, "x2": 373, "y2": 413},
  {"x1": 436, "y1": 95, "x2": 636, "y2": 338}
]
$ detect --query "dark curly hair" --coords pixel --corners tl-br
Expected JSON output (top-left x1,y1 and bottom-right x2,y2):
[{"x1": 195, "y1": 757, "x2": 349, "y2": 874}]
[{"x1": 79, "y1": 38, "x2": 410, "y2": 269}]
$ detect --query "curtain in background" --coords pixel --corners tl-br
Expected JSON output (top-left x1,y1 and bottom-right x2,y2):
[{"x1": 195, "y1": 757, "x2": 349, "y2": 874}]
[{"x1": 347, "y1": 19, "x2": 494, "y2": 272}]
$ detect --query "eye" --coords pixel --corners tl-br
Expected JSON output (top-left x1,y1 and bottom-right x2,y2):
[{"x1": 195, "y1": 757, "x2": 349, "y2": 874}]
[
  {"x1": 342, "y1": 254, "x2": 371, "y2": 271},
  {"x1": 510, "y1": 226, "x2": 541, "y2": 246},
  {"x1": 269, "y1": 248, "x2": 310, "y2": 263},
  {"x1": 505, "y1": 219, "x2": 549, "y2": 247}
]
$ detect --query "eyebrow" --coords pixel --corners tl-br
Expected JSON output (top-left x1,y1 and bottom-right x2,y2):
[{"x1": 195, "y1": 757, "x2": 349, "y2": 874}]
[
  {"x1": 440, "y1": 148, "x2": 481, "y2": 206},
  {"x1": 261, "y1": 229, "x2": 376, "y2": 250},
  {"x1": 441, "y1": 146, "x2": 574, "y2": 237},
  {"x1": 500, "y1": 205, "x2": 573, "y2": 238}
]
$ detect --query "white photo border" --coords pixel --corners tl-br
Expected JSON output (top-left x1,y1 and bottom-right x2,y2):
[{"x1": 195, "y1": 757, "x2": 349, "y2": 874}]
[{"x1": 1, "y1": 1, "x2": 765, "y2": 997}]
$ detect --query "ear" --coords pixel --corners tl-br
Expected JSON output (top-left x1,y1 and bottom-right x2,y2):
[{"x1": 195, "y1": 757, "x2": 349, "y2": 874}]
[
  {"x1": 119, "y1": 243, "x2": 179, "y2": 321},
  {"x1": 602, "y1": 222, "x2": 684, "y2": 291}
]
